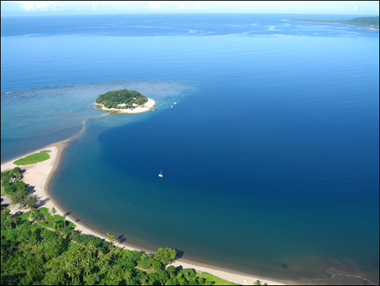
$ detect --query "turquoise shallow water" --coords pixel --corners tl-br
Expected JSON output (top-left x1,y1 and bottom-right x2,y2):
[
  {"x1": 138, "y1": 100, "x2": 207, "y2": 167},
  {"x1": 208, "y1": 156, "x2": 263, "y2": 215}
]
[{"x1": 1, "y1": 14, "x2": 379, "y2": 284}]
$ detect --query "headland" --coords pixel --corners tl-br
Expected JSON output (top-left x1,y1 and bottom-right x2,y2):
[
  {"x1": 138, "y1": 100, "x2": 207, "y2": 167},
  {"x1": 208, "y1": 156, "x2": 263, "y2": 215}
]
[{"x1": 284, "y1": 16, "x2": 379, "y2": 30}]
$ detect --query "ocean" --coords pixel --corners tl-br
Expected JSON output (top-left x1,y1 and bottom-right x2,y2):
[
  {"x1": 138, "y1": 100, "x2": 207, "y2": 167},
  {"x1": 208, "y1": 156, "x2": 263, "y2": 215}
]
[{"x1": 1, "y1": 14, "x2": 379, "y2": 284}]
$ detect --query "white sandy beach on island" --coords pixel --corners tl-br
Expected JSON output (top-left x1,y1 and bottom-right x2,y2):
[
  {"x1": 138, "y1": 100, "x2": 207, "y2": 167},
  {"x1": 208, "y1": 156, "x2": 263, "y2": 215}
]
[
  {"x1": 1, "y1": 139, "x2": 284, "y2": 285},
  {"x1": 94, "y1": 98, "x2": 156, "y2": 113}
]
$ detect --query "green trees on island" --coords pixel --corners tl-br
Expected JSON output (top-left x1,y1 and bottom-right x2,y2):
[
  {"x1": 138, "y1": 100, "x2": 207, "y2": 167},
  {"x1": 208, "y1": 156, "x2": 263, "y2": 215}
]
[
  {"x1": 1, "y1": 206, "x2": 237, "y2": 285},
  {"x1": 95, "y1": 89, "x2": 148, "y2": 109}
]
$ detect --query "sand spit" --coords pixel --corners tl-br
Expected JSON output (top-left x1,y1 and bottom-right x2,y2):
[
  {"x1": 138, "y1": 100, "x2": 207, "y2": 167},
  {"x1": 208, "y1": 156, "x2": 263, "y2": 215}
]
[
  {"x1": 1, "y1": 138, "x2": 72, "y2": 215},
  {"x1": 1, "y1": 139, "x2": 284, "y2": 285},
  {"x1": 94, "y1": 98, "x2": 156, "y2": 113}
]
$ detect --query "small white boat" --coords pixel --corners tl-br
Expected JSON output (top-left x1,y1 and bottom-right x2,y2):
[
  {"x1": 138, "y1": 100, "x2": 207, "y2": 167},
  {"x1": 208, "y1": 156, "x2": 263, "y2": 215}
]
[{"x1": 158, "y1": 170, "x2": 163, "y2": 177}]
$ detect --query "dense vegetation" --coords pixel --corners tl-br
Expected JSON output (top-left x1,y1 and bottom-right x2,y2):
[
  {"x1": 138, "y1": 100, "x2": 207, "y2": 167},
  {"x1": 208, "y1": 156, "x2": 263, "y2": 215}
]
[
  {"x1": 1, "y1": 168, "x2": 37, "y2": 208},
  {"x1": 95, "y1": 89, "x2": 148, "y2": 109},
  {"x1": 0, "y1": 206, "x2": 238, "y2": 285},
  {"x1": 14, "y1": 150, "x2": 51, "y2": 166},
  {"x1": 288, "y1": 16, "x2": 379, "y2": 30}
]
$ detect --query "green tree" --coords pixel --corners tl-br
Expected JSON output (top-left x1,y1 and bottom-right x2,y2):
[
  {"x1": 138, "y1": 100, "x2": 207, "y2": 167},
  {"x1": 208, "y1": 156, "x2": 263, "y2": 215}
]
[
  {"x1": 106, "y1": 231, "x2": 115, "y2": 252},
  {"x1": 5, "y1": 216, "x2": 13, "y2": 230},
  {"x1": 123, "y1": 268, "x2": 132, "y2": 285},
  {"x1": 26, "y1": 195, "x2": 38, "y2": 209},
  {"x1": 166, "y1": 265, "x2": 176, "y2": 278},
  {"x1": 3, "y1": 183, "x2": 12, "y2": 195},
  {"x1": 11, "y1": 214, "x2": 20, "y2": 230},
  {"x1": 11, "y1": 188, "x2": 27, "y2": 204},
  {"x1": 154, "y1": 248, "x2": 177, "y2": 265}
]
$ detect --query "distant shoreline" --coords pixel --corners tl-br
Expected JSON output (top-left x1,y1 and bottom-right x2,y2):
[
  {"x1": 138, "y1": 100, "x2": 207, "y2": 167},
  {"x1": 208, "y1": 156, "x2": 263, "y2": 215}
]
[
  {"x1": 94, "y1": 97, "x2": 156, "y2": 113},
  {"x1": 1, "y1": 138, "x2": 285, "y2": 285},
  {"x1": 283, "y1": 19, "x2": 379, "y2": 31}
]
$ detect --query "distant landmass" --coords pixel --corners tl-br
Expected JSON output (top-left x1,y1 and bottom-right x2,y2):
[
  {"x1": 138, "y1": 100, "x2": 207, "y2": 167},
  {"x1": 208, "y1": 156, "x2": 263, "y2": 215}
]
[
  {"x1": 286, "y1": 16, "x2": 379, "y2": 30},
  {"x1": 95, "y1": 89, "x2": 148, "y2": 109}
]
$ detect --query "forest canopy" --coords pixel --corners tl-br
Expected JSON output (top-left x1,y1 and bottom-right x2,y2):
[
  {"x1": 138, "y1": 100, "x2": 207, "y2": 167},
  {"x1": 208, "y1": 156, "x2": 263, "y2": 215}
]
[
  {"x1": 0, "y1": 206, "x2": 238, "y2": 285},
  {"x1": 95, "y1": 89, "x2": 148, "y2": 109}
]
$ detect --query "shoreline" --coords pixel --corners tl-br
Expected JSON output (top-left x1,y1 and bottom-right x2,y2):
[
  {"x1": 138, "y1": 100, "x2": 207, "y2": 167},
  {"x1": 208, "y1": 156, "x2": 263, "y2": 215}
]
[
  {"x1": 283, "y1": 19, "x2": 379, "y2": 31},
  {"x1": 1, "y1": 140, "x2": 285, "y2": 285},
  {"x1": 94, "y1": 98, "x2": 156, "y2": 113}
]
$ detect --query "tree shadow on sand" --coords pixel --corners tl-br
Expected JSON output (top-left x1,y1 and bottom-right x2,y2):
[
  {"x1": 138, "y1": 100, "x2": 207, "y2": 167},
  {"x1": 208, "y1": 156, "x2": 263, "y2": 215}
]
[
  {"x1": 116, "y1": 234, "x2": 127, "y2": 244},
  {"x1": 37, "y1": 197, "x2": 50, "y2": 208}
]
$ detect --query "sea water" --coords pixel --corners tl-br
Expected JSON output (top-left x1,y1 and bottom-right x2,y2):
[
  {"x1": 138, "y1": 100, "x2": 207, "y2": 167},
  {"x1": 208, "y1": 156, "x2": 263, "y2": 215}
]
[{"x1": 1, "y1": 14, "x2": 379, "y2": 284}]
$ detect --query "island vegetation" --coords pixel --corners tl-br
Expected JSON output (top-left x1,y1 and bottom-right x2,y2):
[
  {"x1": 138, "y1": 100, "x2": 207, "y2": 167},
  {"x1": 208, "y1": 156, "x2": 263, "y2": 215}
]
[
  {"x1": 286, "y1": 16, "x2": 379, "y2": 30},
  {"x1": 13, "y1": 150, "x2": 51, "y2": 166},
  {"x1": 95, "y1": 89, "x2": 148, "y2": 110}
]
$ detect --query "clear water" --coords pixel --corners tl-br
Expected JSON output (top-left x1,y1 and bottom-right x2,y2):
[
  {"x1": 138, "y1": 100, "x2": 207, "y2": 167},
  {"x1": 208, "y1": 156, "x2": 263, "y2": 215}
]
[{"x1": 1, "y1": 14, "x2": 379, "y2": 284}]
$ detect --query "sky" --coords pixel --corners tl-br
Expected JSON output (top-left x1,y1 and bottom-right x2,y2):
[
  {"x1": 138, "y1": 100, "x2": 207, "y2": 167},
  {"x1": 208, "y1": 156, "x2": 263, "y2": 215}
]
[{"x1": 1, "y1": 1, "x2": 379, "y2": 16}]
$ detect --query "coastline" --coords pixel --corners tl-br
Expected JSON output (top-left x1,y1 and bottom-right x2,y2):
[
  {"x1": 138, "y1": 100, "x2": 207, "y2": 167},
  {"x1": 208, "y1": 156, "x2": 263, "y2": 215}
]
[
  {"x1": 1, "y1": 138, "x2": 73, "y2": 215},
  {"x1": 283, "y1": 19, "x2": 379, "y2": 31},
  {"x1": 94, "y1": 98, "x2": 156, "y2": 113},
  {"x1": 1, "y1": 140, "x2": 285, "y2": 285}
]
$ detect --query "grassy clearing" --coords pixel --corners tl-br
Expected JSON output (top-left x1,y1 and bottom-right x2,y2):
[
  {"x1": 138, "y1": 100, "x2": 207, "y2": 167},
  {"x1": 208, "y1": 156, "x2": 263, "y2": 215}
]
[
  {"x1": 196, "y1": 272, "x2": 238, "y2": 285},
  {"x1": 20, "y1": 211, "x2": 31, "y2": 220},
  {"x1": 136, "y1": 265, "x2": 156, "y2": 274},
  {"x1": 39, "y1": 207, "x2": 50, "y2": 216},
  {"x1": 13, "y1": 150, "x2": 51, "y2": 166}
]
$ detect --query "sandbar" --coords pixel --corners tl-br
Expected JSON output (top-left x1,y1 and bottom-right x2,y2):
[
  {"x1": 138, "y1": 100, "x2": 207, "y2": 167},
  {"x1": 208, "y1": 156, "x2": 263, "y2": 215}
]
[
  {"x1": 94, "y1": 98, "x2": 156, "y2": 113},
  {"x1": 1, "y1": 139, "x2": 284, "y2": 285}
]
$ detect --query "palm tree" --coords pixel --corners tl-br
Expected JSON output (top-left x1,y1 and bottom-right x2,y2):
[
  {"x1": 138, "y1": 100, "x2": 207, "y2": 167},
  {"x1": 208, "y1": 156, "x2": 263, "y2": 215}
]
[
  {"x1": 64, "y1": 256, "x2": 68, "y2": 269},
  {"x1": 5, "y1": 216, "x2": 12, "y2": 230},
  {"x1": 140, "y1": 276, "x2": 148, "y2": 285},
  {"x1": 123, "y1": 268, "x2": 132, "y2": 285},
  {"x1": 83, "y1": 259, "x2": 91, "y2": 277},
  {"x1": 97, "y1": 251, "x2": 111, "y2": 279},
  {"x1": 67, "y1": 266, "x2": 76, "y2": 284},
  {"x1": 3, "y1": 216, "x2": 10, "y2": 231},
  {"x1": 106, "y1": 232, "x2": 115, "y2": 252},
  {"x1": 74, "y1": 267, "x2": 81, "y2": 283},
  {"x1": 85, "y1": 243, "x2": 94, "y2": 264},
  {"x1": 11, "y1": 215, "x2": 19, "y2": 229},
  {"x1": 109, "y1": 265, "x2": 120, "y2": 281},
  {"x1": 76, "y1": 246, "x2": 85, "y2": 266}
]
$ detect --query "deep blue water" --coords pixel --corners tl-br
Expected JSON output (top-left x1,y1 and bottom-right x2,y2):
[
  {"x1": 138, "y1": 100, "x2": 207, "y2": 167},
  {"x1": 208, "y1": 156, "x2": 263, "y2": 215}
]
[{"x1": 1, "y1": 14, "x2": 379, "y2": 284}]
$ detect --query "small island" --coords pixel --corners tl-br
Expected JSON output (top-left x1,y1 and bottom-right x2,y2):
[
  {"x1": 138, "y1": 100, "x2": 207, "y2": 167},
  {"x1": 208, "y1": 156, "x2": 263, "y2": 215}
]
[
  {"x1": 94, "y1": 89, "x2": 156, "y2": 113},
  {"x1": 285, "y1": 16, "x2": 379, "y2": 30}
]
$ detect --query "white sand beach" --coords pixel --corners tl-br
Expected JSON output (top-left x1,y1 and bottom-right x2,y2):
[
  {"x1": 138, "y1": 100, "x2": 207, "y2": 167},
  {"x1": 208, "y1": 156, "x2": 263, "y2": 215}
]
[
  {"x1": 1, "y1": 138, "x2": 71, "y2": 215},
  {"x1": 1, "y1": 139, "x2": 284, "y2": 285},
  {"x1": 94, "y1": 98, "x2": 156, "y2": 113}
]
